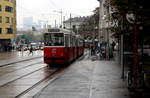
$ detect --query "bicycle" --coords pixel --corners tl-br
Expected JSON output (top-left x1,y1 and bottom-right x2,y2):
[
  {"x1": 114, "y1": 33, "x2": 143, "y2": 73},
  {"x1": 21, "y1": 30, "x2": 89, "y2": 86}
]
[{"x1": 126, "y1": 71, "x2": 146, "y2": 89}]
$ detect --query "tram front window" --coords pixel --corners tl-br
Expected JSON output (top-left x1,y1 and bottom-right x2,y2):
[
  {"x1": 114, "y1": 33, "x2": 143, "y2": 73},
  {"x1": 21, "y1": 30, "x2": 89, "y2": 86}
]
[{"x1": 44, "y1": 33, "x2": 64, "y2": 46}]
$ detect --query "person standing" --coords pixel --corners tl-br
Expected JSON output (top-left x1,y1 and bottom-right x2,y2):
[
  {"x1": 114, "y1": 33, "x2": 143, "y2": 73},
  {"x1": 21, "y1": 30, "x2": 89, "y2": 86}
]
[
  {"x1": 28, "y1": 45, "x2": 33, "y2": 55},
  {"x1": 112, "y1": 41, "x2": 116, "y2": 51}
]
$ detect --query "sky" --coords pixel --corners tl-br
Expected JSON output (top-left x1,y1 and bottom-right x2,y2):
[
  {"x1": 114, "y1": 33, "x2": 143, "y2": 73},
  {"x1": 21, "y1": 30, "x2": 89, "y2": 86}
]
[{"x1": 17, "y1": 0, "x2": 99, "y2": 28}]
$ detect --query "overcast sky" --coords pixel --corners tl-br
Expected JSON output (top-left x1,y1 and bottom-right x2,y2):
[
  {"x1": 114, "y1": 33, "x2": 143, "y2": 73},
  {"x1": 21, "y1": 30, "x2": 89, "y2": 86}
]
[{"x1": 17, "y1": 0, "x2": 99, "y2": 28}]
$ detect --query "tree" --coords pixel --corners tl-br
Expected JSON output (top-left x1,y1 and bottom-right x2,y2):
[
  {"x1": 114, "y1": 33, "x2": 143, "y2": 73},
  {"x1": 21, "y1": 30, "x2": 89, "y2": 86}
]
[
  {"x1": 110, "y1": 0, "x2": 150, "y2": 88},
  {"x1": 78, "y1": 7, "x2": 99, "y2": 39}
]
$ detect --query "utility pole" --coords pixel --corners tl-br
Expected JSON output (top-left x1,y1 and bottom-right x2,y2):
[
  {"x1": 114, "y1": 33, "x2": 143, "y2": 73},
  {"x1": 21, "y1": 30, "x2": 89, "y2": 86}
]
[
  {"x1": 97, "y1": 0, "x2": 103, "y2": 43},
  {"x1": 63, "y1": 16, "x2": 65, "y2": 28},
  {"x1": 60, "y1": 10, "x2": 63, "y2": 28},
  {"x1": 53, "y1": 10, "x2": 63, "y2": 28},
  {"x1": 70, "y1": 13, "x2": 72, "y2": 30},
  {"x1": 55, "y1": 20, "x2": 57, "y2": 28},
  {"x1": 107, "y1": 0, "x2": 110, "y2": 60}
]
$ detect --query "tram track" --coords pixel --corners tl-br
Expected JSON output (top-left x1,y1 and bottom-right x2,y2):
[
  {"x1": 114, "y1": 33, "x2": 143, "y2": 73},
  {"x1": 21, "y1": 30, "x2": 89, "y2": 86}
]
[
  {"x1": 0, "y1": 57, "x2": 42, "y2": 67},
  {"x1": 0, "y1": 56, "x2": 43, "y2": 67},
  {"x1": 0, "y1": 52, "x2": 86, "y2": 97},
  {"x1": 0, "y1": 67, "x2": 44, "y2": 87},
  {"x1": 0, "y1": 60, "x2": 68, "y2": 98},
  {"x1": 0, "y1": 65, "x2": 52, "y2": 97},
  {"x1": 77, "y1": 50, "x2": 89, "y2": 61},
  {"x1": 15, "y1": 68, "x2": 63, "y2": 98},
  {"x1": 0, "y1": 62, "x2": 46, "y2": 86},
  {"x1": 0, "y1": 61, "x2": 42, "y2": 77}
]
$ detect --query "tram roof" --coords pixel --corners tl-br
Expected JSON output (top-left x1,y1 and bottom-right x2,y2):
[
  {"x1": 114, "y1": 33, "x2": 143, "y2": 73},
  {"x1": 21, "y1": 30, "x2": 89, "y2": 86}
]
[{"x1": 44, "y1": 28, "x2": 75, "y2": 35}]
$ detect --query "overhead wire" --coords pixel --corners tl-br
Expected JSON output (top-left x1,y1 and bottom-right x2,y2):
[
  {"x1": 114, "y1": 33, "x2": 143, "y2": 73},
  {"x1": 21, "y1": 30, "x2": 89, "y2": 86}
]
[
  {"x1": 17, "y1": 0, "x2": 89, "y2": 28},
  {"x1": 45, "y1": 0, "x2": 61, "y2": 10}
]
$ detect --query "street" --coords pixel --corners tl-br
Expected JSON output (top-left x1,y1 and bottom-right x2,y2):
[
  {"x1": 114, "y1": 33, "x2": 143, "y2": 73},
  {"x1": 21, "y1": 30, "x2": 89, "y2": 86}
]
[
  {"x1": 0, "y1": 50, "x2": 149, "y2": 98},
  {"x1": 0, "y1": 0, "x2": 149, "y2": 97},
  {"x1": 0, "y1": 51, "x2": 64, "y2": 98},
  {"x1": 35, "y1": 51, "x2": 130, "y2": 98},
  {"x1": 0, "y1": 57, "x2": 62, "y2": 98}
]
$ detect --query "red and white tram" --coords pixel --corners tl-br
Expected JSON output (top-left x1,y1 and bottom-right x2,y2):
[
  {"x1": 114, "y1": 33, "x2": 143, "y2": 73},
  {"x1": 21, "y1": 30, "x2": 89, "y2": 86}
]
[{"x1": 43, "y1": 29, "x2": 84, "y2": 66}]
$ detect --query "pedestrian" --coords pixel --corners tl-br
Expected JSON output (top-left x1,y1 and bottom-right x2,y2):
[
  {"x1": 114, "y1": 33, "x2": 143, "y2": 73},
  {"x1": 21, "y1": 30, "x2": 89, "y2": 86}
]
[
  {"x1": 91, "y1": 45, "x2": 95, "y2": 55},
  {"x1": 90, "y1": 45, "x2": 93, "y2": 55},
  {"x1": 109, "y1": 45, "x2": 113, "y2": 59},
  {"x1": 111, "y1": 41, "x2": 116, "y2": 51},
  {"x1": 28, "y1": 45, "x2": 33, "y2": 55},
  {"x1": 0, "y1": 44, "x2": 1, "y2": 52}
]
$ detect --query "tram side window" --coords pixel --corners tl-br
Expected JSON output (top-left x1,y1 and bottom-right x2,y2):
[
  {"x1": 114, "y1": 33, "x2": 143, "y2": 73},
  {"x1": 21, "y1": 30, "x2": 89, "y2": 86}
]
[
  {"x1": 70, "y1": 35, "x2": 72, "y2": 47},
  {"x1": 53, "y1": 33, "x2": 64, "y2": 46},
  {"x1": 44, "y1": 34, "x2": 51, "y2": 46},
  {"x1": 65, "y1": 35, "x2": 69, "y2": 47},
  {"x1": 71, "y1": 36, "x2": 74, "y2": 47},
  {"x1": 75, "y1": 39, "x2": 78, "y2": 47},
  {"x1": 80, "y1": 40, "x2": 83, "y2": 47},
  {"x1": 73, "y1": 37, "x2": 75, "y2": 47}
]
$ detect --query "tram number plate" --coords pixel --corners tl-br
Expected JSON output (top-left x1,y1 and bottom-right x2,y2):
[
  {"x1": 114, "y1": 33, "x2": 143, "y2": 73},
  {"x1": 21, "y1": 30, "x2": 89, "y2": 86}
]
[{"x1": 51, "y1": 49, "x2": 56, "y2": 55}]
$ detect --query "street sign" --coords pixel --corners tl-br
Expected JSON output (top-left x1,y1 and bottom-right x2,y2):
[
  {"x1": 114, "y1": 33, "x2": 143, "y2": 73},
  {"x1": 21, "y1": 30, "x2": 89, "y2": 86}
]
[{"x1": 126, "y1": 13, "x2": 135, "y2": 24}]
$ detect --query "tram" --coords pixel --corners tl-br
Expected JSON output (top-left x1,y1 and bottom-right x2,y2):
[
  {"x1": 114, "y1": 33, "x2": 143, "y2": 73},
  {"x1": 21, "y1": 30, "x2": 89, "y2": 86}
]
[{"x1": 43, "y1": 28, "x2": 84, "y2": 66}]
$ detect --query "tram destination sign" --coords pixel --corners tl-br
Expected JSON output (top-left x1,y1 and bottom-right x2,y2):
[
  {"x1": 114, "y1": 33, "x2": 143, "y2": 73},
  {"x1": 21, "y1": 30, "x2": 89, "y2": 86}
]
[{"x1": 48, "y1": 29, "x2": 60, "y2": 32}]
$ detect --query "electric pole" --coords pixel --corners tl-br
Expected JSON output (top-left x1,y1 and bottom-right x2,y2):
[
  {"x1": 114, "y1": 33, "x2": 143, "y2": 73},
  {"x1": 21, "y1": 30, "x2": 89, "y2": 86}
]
[
  {"x1": 97, "y1": 0, "x2": 103, "y2": 43},
  {"x1": 70, "y1": 13, "x2": 72, "y2": 30}
]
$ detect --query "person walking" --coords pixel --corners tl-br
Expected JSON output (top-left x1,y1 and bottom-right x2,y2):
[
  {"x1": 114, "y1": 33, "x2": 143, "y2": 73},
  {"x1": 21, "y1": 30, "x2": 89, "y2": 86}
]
[{"x1": 28, "y1": 45, "x2": 33, "y2": 55}]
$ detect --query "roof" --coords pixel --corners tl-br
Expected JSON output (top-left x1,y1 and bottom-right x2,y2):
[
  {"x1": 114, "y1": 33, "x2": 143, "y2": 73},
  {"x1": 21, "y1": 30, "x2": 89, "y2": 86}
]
[
  {"x1": 64, "y1": 17, "x2": 88, "y2": 23},
  {"x1": 44, "y1": 28, "x2": 76, "y2": 35}
]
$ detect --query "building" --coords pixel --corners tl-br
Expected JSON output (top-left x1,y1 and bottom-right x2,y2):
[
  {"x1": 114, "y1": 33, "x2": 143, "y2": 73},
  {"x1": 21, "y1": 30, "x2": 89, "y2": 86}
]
[
  {"x1": 63, "y1": 17, "x2": 86, "y2": 32},
  {"x1": 0, "y1": 0, "x2": 16, "y2": 51}
]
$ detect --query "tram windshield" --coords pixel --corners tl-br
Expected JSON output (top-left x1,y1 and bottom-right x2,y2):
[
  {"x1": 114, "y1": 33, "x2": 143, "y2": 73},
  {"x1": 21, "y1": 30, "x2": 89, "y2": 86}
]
[{"x1": 44, "y1": 33, "x2": 64, "y2": 46}]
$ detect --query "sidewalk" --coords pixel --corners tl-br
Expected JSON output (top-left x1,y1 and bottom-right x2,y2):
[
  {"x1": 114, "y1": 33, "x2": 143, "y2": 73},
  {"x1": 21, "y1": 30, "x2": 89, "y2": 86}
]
[
  {"x1": 0, "y1": 50, "x2": 43, "y2": 67},
  {"x1": 35, "y1": 52, "x2": 131, "y2": 98}
]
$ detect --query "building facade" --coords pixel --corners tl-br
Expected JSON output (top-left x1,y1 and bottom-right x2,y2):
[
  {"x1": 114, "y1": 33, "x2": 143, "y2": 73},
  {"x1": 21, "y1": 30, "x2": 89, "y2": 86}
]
[
  {"x1": 0, "y1": 0, "x2": 16, "y2": 51},
  {"x1": 63, "y1": 17, "x2": 86, "y2": 32}
]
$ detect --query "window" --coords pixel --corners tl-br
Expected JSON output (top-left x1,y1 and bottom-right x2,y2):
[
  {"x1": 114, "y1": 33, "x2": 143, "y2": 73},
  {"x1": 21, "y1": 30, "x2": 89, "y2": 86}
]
[
  {"x1": 0, "y1": 28, "x2": 2, "y2": 34},
  {"x1": 5, "y1": 6, "x2": 13, "y2": 12},
  {"x1": 10, "y1": 0, "x2": 14, "y2": 3},
  {"x1": 44, "y1": 33, "x2": 64, "y2": 46},
  {"x1": 6, "y1": 17, "x2": 10, "y2": 23},
  {"x1": 5, "y1": 0, "x2": 9, "y2": 1},
  {"x1": 0, "y1": 16, "x2": 2, "y2": 23},
  {"x1": 0, "y1": 5, "x2": 2, "y2": 11},
  {"x1": 6, "y1": 28, "x2": 13, "y2": 34},
  {"x1": 11, "y1": 17, "x2": 13, "y2": 24},
  {"x1": 65, "y1": 35, "x2": 69, "y2": 47},
  {"x1": 4, "y1": 0, "x2": 15, "y2": 3}
]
